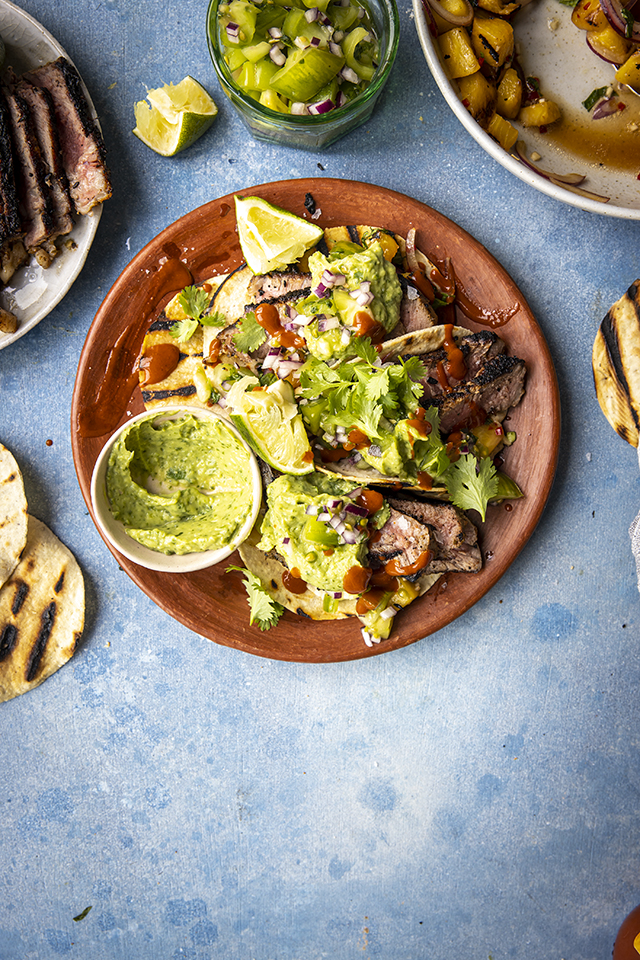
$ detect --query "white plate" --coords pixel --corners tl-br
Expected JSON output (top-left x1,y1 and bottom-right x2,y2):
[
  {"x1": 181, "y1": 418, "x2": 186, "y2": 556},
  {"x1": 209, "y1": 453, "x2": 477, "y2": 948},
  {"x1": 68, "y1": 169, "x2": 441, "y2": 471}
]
[
  {"x1": 413, "y1": 0, "x2": 640, "y2": 219},
  {"x1": 0, "y1": 0, "x2": 103, "y2": 349}
]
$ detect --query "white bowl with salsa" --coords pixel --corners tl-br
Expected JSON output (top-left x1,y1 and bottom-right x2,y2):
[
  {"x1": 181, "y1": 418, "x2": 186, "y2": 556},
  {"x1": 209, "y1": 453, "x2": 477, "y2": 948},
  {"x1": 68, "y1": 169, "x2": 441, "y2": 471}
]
[{"x1": 91, "y1": 406, "x2": 262, "y2": 573}]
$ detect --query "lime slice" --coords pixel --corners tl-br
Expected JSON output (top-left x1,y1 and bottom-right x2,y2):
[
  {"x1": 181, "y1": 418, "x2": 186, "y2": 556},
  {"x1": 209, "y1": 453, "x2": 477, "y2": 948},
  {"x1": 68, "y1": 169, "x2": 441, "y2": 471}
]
[
  {"x1": 227, "y1": 378, "x2": 314, "y2": 475},
  {"x1": 235, "y1": 195, "x2": 323, "y2": 274},
  {"x1": 133, "y1": 76, "x2": 217, "y2": 156}
]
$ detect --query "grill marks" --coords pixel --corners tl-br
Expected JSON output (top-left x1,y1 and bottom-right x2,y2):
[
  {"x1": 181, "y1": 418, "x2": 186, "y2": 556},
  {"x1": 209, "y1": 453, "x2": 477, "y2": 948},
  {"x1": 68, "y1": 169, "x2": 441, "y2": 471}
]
[
  {"x1": 593, "y1": 280, "x2": 640, "y2": 447},
  {"x1": 25, "y1": 600, "x2": 56, "y2": 682}
]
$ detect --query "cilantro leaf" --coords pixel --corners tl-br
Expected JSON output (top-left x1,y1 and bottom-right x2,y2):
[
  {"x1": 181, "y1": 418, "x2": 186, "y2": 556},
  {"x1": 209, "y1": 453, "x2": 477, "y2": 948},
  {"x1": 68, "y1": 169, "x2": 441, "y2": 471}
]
[
  {"x1": 200, "y1": 310, "x2": 227, "y2": 327},
  {"x1": 582, "y1": 85, "x2": 609, "y2": 111},
  {"x1": 227, "y1": 565, "x2": 285, "y2": 630},
  {"x1": 178, "y1": 285, "x2": 210, "y2": 321},
  {"x1": 233, "y1": 312, "x2": 267, "y2": 353},
  {"x1": 170, "y1": 317, "x2": 199, "y2": 343},
  {"x1": 444, "y1": 454, "x2": 499, "y2": 521}
]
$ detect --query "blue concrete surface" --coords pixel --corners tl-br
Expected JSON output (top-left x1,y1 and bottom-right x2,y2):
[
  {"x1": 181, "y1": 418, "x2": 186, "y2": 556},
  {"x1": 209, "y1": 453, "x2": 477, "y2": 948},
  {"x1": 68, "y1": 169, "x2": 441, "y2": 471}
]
[{"x1": 1, "y1": 1, "x2": 640, "y2": 957}]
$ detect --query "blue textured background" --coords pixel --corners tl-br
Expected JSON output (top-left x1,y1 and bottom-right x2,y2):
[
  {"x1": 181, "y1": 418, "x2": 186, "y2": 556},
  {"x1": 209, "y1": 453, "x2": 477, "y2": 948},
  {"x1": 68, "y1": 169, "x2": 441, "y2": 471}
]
[{"x1": 1, "y1": 1, "x2": 640, "y2": 958}]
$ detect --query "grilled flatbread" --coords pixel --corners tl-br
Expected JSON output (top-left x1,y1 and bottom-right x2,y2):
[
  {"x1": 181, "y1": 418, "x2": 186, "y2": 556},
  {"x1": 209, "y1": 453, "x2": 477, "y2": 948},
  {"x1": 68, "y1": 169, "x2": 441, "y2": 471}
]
[
  {"x1": 0, "y1": 515, "x2": 84, "y2": 702},
  {"x1": 0, "y1": 443, "x2": 28, "y2": 589},
  {"x1": 593, "y1": 280, "x2": 640, "y2": 446}
]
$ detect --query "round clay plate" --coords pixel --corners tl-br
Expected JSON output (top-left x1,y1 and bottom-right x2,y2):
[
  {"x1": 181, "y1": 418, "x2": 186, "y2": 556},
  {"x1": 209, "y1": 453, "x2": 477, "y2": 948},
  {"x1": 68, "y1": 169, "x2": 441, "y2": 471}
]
[
  {"x1": 0, "y1": 0, "x2": 103, "y2": 349},
  {"x1": 414, "y1": 0, "x2": 640, "y2": 219},
  {"x1": 71, "y1": 178, "x2": 560, "y2": 663}
]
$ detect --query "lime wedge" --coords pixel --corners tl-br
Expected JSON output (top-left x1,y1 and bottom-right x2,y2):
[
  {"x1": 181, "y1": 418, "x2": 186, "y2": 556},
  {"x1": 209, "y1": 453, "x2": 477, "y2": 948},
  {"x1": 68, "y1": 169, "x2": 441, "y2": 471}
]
[
  {"x1": 235, "y1": 195, "x2": 323, "y2": 274},
  {"x1": 227, "y1": 378, "x2": 314, "y2": 475},
  {"x1": 133, "y1": 76, "x2": 217, "y2": 156}
]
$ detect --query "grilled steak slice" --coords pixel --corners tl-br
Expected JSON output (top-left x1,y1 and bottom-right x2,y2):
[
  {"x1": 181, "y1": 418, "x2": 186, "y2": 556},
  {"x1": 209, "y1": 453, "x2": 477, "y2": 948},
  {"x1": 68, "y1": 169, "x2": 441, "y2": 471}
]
[
  {"x1": 13, "y1": 78, "x2": 73, "y2": 239},
  {"x1": 368, "y1": 506, "x2": 436, "y2": 577},
  {"x1": 418, "y1": 330, "x2": 506, "y2": 401},
  {"x1": 0, "y1": 94, "x2": 21, "y2": 245},
  {"x1": 430, "y1": 353, "x2": 526, "y2": 433},
  {"x1": 5, "y1": 89, "x2": 54, "y2": 251},
  {"x1": 388, "y1": 497, "x2": 482, "y2": 572},
  {"x1": 246, "y1": 270, "x2": 311, "y2": 305},
  {"x1": 25, "y1": 57, "x2": 111, "y2": 216}
]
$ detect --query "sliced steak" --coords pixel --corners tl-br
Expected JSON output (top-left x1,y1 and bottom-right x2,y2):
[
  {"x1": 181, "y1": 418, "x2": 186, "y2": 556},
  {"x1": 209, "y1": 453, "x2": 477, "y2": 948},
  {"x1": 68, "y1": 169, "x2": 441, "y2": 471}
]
[
  {"x1": 246, "y1": 270, "x2": 311, "y2": 305},
  {"x1": 388, "y1": 497, "x2": 482, "y2": 573},
  {"x1": 14, "y1": 78, "x2": 73, "y2": 239},
  {"x1": 5, "y1": 89, "x2": 54, "y2": 251},
  {"x1": 430, "y1": 353, "x2": 526, "y2": 433},
  {"x1": 418, "y1": 330, "x2": 506, "y2": 401},
  {"x1": 368, "y1": 507, "x2": 436, "y2": 578},
  {"x1": 0, "y1": 93, "x2": 21, "y2": 244},
  {"x1": 25, "y1": 57, "x2": 111, "y2": 215}
]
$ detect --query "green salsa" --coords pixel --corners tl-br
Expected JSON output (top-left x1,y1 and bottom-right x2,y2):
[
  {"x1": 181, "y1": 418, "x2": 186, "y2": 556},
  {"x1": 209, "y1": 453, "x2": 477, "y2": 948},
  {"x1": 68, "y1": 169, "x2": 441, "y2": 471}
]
[{"x1": 106, "y1": 412, "x2": 255, "y2": 555}]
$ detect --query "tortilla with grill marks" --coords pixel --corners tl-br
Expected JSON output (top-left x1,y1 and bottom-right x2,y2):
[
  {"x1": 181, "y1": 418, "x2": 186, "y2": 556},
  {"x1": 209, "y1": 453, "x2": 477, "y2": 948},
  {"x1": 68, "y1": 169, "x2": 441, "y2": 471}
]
[
  {"x1": 0, "y1": 515, "x2": 84, "y2": 702},
  {"x1": 0, "y1": 443, "x2": 28, "y2": 590}
]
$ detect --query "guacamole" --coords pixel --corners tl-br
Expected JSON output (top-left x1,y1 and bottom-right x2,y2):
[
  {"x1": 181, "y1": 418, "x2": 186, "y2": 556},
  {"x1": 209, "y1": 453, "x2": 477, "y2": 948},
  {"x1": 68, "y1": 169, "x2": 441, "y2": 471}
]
[
  {"x1": 106, "y1": 412, "x2": 255, "y2": 555},
  {"x1": 257, "y1": 473, "x2": 388, "y2": 594}
]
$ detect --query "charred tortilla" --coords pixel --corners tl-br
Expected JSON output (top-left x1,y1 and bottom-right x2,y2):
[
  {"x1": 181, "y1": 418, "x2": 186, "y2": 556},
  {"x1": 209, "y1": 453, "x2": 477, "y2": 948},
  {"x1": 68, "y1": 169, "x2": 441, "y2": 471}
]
[
  {"x1": 0, "y1": 443, "x2": 28, "y2": 590},
  {"x1": 593, "y1": 280, "x2": 640, "y2": 446},
  {"x1": 0, "y1": 515, "x2": 84, "y2": 702}
]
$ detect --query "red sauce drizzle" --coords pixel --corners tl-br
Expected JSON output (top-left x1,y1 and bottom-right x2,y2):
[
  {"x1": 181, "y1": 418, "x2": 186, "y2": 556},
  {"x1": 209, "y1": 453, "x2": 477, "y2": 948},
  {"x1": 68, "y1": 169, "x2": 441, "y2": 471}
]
[
  {"x1": 343, "y1": 565, "x2": 372, "y2": 595},
  {"x1": 139, "y1": 343, "x2": 181, "y2": 386},
  {"x1": 452, "y1": 267, "x2": 518, "y2": 328},
  {"x1": 443, "y1": 322, "x2": 466, "y2": 380},
  {"x1": 353, "y1": 311, "x2": 384, "y2": 341},
  {"x1": 255, "y1": 302, "x2": 305, "y2": 349},
  {"x1": 385, "y1": 549, "x2": 432, "y2": 577},
  {"x1": 282, "y1": 568, "x2": 307, "y2": 595}
]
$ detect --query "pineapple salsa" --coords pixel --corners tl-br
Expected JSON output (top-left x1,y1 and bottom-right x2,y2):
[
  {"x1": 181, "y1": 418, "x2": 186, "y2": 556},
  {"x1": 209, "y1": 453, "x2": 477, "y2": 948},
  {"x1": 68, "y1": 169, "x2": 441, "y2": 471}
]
[{"x1": 213, "y1": 0, "x2": 381, "y2": 115}]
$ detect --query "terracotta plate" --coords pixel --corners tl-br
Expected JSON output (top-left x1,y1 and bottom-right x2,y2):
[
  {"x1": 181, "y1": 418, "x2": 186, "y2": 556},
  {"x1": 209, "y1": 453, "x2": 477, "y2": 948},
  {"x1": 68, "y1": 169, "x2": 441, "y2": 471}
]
[{"x1": 71, "y1": 179, "x2": 560, "y2": 663}]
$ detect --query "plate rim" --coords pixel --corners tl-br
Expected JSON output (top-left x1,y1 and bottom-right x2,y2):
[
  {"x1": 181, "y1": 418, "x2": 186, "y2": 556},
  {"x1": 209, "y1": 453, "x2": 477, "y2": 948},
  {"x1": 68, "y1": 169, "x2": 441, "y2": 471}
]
[
  {"x1": 71, "y1": 177, "x2": 561, "y2": 663},
  {"x1": 0, "y1": 0, "x2": 103, "y2": 350},
  {"x1": 412, "y1": 0, "x2": 640, "y2": 221}
]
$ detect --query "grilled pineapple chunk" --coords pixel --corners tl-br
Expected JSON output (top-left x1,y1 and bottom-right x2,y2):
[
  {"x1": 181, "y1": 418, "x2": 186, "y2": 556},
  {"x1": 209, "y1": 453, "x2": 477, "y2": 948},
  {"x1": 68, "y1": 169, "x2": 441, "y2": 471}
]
[
  {"x1": 571, "y1": 0, "x2": 607, "y2": 30},
  {"x1": 496, "y1": 67, "x2": 522, "y2": 119},
  {"x1": 430, "y1": 0, "x2": 474, "y2": 33},
  {"x1": 458, "y1": 72, "x2": 497, "y2": 126},
  {"x1": 616, "y1": 50, "x2": 640, "y2": 92},
  {"x1": 471, "y1": 16, "x2": 514, "y2": 76},
  {"x1": 486, "y1": 112, "x2": 518, "y2": 150},
  {"x1": 518, "y1": 99, "x2": 561, "y2": 127},
  {"x1": 439, "y1": 27, "x2": 480, "y2": 78}
]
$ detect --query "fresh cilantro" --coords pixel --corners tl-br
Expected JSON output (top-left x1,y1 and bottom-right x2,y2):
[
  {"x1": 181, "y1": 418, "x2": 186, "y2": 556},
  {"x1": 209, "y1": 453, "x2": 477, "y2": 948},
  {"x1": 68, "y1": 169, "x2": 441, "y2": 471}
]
[
  {"x1": 444, "y1": 453, "x2": 499, "y2": 521},
  {"x1": 258, "y1": 370, "x2": 278, "y2": 387},
  {"x1": 621, "y1": 7, "x2": 634, "y2": 37},
  {"x1": 227, "y1": 565, "x2": 284, "y2": 630},
  {"x1": 233, "y1": 312, "x2": 267, "y2": 353},
  {"x1": 170, "y1": 317, "x2": 199, "y2": 343},
  {"x1": 200, "y1": 310, "x2": 227, "y2": 327},
  {"x1": 170, "y1": 284, "x2": 212, "y2": 342},
  {"x1": 582, "y1": 85, "x2": 610, "y2": 111}
]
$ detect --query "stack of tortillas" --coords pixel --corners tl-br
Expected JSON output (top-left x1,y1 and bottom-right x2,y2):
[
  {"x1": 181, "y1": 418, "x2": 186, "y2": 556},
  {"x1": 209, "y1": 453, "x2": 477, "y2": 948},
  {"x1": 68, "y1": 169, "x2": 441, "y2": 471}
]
[
  {"x1": 593, "y1": 280, "x2": 640, "y2": 446},
  {"x1": 0, "y1": 443, "x2": 84, "y2": 702}
]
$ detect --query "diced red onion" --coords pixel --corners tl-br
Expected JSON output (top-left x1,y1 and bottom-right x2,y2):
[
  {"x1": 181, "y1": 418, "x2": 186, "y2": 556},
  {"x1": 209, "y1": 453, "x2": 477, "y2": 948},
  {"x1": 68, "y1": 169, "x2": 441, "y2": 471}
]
[
  {"x1": 270, "y1": 44, "x2": 286, "y2": 65},
  {"x1": 379, "y1": 605, "x2": 397, "y2": 621},
  {"x1": 369, "y1": 444, "x2": 382, "y2": 457},
  {"x1": 345, "y1": 502, "x2": 368, "y2": 518},
  {"x1": 304, "y1": 6, "x2": 319, "y2": 20},
  {"x1": 217, "y1": 396, "x2": 227, "y2": 408},
  {"x1": 290, "y1": 101, "x2": 309, "y2": 115},
  {"x1": 294, "y1": 36, "x2": 310, "y2": 48},
  {"x1": 357, "y1": 6, "x2": 365, "y2": 15},
  {"x1": 331, "y1": 591, "x2": 343, "y2": 599},
  {"x1": 308, "y1": 98, "x2": 335, "y2": 115},
  {"x1": 340, "y1": 327, "x2": 352, "y2": 345},
  {"x1": 282, "y1": 537, "x2": 290, "y2": 545},
  {"x1": 339, "y1": 66, "x2": 360, "y2": 84},
  {"x1": 317, "y1": 316, "x2": 340, "y2": 332},
  {"x1": 600, "y1": 0, "x2": 640, "y2": 42},
  {"x1": 310, "y1": 36, "x2": 321, "y2": 46},
  {"x1": 362, "y1": 629, "x2": 373, "y2": 646},
  {"x1": 334, "y1": 29, "x2": 344, "y2": 40},
  {"x1": 226, "y1": 21, "x2": 240, "y2": 41},
  {"x1": 317, "y1": 511, "x2": 331, "y2": 522},
  {"x1": 329, "y1": 41, "x2": 343, "y2": 55},
  {"x1": 336, "y1": 91, "x2": 348, "y2": 108},
  {"x1": 592, "y1": 96, "x2": 621, "y2": 119},
  {"x1": 268, "y1": 26, "x2": 283, "y2": 38},
  {"x1": 277, "y1": 359, "x2": 303, "y2": 378},
  {"x1": 285, "y1": 304, "x2": 298, "y2": 319},
  {"x1": 261, "y1": 347, "x2": 283, "y2": 371},
  {"x1": 342, "y1": 527, "x2": 365, "y2": 544},
  {"x1": 305, "y1": 504, "x2": 319, "y2": 515},
  {"x1": 327, "y1": 498, "x2": 343, "y2": 510},
  {"x1": 346, "y1": 487, "x2": 363, "y2": 498},
  {"x1": 321, "y1": 269, "x2": 346, "y2": 287}
]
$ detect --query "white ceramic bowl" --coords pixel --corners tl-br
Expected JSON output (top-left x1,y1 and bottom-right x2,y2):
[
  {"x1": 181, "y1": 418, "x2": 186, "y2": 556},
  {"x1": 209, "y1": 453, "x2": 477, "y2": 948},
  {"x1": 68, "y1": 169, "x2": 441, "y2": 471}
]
[
  {"x1": 90, "y1": 407, "x2": 262, "y2": 573},
  {"x1": 413, "y1": 0, "x2": 640, "y2": 220}
]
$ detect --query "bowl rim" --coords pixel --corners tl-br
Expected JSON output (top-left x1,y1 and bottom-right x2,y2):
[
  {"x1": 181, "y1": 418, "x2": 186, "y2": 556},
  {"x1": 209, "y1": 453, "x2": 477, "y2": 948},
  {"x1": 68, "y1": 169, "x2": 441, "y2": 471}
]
[
  {"x1": 412, "y1": 0, "x2": 640, "y2": 221},
  {"x1": 206, "y1": 0, "x2": 400, "y2": 128},
  {"x1": 90, "y1": 406, "x2": 262, "y2": 574}
]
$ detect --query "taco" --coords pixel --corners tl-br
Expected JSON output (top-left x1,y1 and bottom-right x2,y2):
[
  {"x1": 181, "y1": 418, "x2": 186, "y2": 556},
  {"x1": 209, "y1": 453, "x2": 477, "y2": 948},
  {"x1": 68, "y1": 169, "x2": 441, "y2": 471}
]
[{"x1": 237, "y1": 470, "x2": 481, "y2": 645}]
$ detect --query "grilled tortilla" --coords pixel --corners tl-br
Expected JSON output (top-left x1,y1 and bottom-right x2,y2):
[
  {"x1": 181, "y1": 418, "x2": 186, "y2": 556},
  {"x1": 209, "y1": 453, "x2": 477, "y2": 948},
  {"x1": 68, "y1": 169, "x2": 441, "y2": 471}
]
[
  {"x1": 0, "y1": 443, "x2": 28, "y2": 590},
  {"x1": 593, "y1": 280, "x2": 640, "y2": 446},
  {"x1": 0, "y1": 515, "x2": 84, "y2": 702}
]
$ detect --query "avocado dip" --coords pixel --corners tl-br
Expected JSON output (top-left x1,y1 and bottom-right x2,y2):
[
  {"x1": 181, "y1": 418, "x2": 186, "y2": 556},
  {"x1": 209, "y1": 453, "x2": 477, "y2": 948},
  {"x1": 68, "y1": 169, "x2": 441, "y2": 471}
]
[{"x1": 106, "y1": 412, "x2": 255, "y2": 555}]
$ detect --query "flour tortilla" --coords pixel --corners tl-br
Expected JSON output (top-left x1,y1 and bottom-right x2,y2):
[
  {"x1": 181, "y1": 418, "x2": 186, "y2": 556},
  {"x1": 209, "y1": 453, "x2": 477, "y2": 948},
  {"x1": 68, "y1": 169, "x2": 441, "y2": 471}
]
[
  {"x1": 0, "y1": 515, "x2": 85, "y2": 702},
  {"x1": 593, "y1": 280, "x2": 640, "y2": 447},
  {"x1": 0, "y1": 443, "x2": 28, "y2": 589}
]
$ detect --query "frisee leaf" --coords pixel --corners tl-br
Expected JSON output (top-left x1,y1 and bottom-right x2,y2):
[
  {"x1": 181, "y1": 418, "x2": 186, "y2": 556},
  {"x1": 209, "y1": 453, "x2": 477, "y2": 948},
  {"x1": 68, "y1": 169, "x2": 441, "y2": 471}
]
[
  {"x1": 226, "y1": 565, "x2": 284, "y2": 630},
  {"x1": 444, "y1": 453, "x2": 499, "y2": 522},
  {"x1": 233, "y1": 312, "x2": 267, "y2": 353}
]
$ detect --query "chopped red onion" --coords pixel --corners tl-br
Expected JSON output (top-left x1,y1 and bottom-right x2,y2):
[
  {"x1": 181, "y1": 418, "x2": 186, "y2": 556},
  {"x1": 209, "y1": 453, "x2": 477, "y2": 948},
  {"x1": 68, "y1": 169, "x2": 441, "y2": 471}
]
[
  {"x1": 321, "y1": 268, "x2": 346, "y2": 286},
  {"x1": 369, "y1": 444, "x2": 382, "y2": 457},
  {"x1": 317, "y1": 316, "x2": 340, "y2": 332},
  {"x1": 317, "y1": 511, "x2": 331, "y2": 522},
  {"x1": 310, "y1": 36, "x2": 321, "y2": 46},
  {"x1": 270, "y1": 44, "x2": 286, "y2": 65},
  {"x1": 327, "y1": 498, "x2": 343, "y2": 510},
  {"x1": 226, "y1": 21, "x2": 240, "y2": 41},
  {"x1": 334, "y1": 29, "x2": 344, "y2": 40},
  {"x1": 346, "y1": 487, "x2": 363, "y2": 498},
  {"x1": 592, "y1": 96, "x2": 621, "y2": 119},
  {"x1": 340, "y1": 327, "x2": 352, "y2": 345},
  {"x1": 305, "y1": 504, "x2": 319, "y2": 515},
  {"x1": 342, "y1": 527, "x2": 365, "y2": 544},
  {"x1": 345, "y1": 502, "x2": 368, "y2": 518},
  {"x1": 304, "y1": 6, "x2": 319, "y2": 20},
  {"x1": 329, "y1": 41, "x2": 343, "y2": 55},
  {"x1": 268, "y1": 26, "x2": 283, "y2": 38},
  {"x1": 339, "y1": 66, "x2": 360, "y2": 84},
  {"x1": 308, "y1": 98, "x2": 335, "y2": 115},
  {"x1": 277, "y1": 359, "x2": 303, "y2": 378},
  {"x1": 290, "y1": 101, "x2": 309, "y2": 115},
  {"x1": 294, "y1": 36, "x2": 310, "y2": 48},
  {"x1": 282, "y1": 537, "x2": 290, "y2": 545},
  {"x1": 217, "y1": 396, "x2": 227, "y2": 408},
  {"x1": 379, "y1": 605, "x2": 397, "y2": 621},
  {"x1": 331, "y1": 591, "x2": 343, "y2": 599}
]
